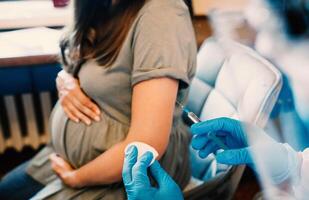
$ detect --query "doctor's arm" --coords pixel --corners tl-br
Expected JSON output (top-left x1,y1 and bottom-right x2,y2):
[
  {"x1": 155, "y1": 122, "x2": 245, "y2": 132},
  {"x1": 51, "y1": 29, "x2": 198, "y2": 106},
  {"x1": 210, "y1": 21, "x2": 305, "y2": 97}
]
[
  {"x1": 49, "y1": 77, "x2": 178, "y2": 187},
  {"x1": 192, "y1": 117, "x2": 309, "y2": 197},
  {"x1": 191, "y1": 118, "x2": 303, "y2": 186}
]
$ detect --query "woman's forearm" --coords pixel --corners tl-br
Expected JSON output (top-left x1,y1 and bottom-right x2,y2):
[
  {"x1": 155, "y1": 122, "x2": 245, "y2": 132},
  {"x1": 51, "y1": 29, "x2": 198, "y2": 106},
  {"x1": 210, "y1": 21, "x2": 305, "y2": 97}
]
[
  {"x1": 75, "y1": 140, "x2": 127, "y2": 186},
  {"x1": 75, "y1": 133, "x2": 169, "y2": 186}
]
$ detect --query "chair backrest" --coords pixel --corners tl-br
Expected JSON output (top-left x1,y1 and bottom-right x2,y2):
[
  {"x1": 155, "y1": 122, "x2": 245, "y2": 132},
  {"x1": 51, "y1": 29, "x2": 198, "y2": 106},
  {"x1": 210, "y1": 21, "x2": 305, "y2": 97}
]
[
  {"x1": 184, "y1": 38, "x2": 282, "y2": 199},
  {"x1": 187, "y1": 38, "x2": 282, "y2": 126}
]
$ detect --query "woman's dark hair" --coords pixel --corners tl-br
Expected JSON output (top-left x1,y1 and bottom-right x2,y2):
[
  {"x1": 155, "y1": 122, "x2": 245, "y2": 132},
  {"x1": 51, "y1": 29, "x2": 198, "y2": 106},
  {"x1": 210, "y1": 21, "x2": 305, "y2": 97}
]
[
  {"x1": 267, "y1": 0, "x2": 309, "y2": 38},
  {"x1": 60, "y1": 0, "x2": 145, "y2": 75}
]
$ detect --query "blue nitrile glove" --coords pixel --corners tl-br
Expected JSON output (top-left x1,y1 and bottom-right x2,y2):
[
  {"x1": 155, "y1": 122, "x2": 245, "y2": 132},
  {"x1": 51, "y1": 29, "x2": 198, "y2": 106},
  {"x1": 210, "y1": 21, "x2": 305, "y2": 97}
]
[
  {"x1": 190, "y1": 117, "x2": 302, "y2": 185},
  {"x1": 190, "y1": 117, "x2": 248, "y2": 159},
  {"x1": 122, "y1": 146, "x2": 183, "y2": 200}
]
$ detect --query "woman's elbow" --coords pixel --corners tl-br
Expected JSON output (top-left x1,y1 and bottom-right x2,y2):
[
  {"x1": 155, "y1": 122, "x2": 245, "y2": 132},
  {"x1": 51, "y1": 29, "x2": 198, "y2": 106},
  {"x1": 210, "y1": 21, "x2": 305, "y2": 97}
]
[{"x1": 125, "y1": 132, "x2": 170, "y2": 159}]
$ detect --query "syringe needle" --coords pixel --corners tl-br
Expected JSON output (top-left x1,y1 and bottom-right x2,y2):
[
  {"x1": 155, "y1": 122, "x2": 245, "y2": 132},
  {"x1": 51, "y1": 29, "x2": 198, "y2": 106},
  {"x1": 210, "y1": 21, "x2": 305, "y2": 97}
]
[
  {"x1": 176, "y1": 101, "x2": 184, "y2": 110},
  {"x1": 177, "y1": 100, "x2": 228, "y2": 150}
]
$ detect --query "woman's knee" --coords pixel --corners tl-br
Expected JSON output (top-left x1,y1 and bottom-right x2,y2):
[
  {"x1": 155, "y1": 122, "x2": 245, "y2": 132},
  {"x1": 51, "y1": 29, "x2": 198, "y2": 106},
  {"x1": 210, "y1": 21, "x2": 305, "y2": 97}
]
[{"x1": 0, "y1": 161, "x2": 44, "y2": 200}]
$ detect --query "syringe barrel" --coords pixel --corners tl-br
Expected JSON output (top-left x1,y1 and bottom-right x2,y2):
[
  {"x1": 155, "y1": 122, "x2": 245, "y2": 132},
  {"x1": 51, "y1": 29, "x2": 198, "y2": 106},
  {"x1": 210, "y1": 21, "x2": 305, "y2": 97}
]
[{"x1": 188, "y1": 112, "x2": 201, "y2": 124}]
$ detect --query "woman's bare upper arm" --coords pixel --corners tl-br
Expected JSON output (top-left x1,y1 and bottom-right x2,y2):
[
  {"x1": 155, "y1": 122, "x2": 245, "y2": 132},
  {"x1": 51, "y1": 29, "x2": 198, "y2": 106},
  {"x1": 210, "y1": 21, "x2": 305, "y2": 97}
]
[{"x1": 126, "y1": 77, "x2": 179, "y2": 156}]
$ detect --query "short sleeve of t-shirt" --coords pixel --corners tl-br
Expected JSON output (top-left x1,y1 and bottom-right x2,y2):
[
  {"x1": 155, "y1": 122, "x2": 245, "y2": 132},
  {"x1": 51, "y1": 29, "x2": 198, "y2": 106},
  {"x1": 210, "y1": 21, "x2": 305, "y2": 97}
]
[{"x1": 131, "y1": 1, "x2": 196, "y2": 89}]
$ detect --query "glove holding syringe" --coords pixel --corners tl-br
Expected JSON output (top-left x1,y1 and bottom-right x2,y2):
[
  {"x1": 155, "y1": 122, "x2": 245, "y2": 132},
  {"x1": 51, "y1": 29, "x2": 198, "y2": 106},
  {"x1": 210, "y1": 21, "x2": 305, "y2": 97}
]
[{"x1": 177, "y1": 101, "x2": 228, "y2": 150}]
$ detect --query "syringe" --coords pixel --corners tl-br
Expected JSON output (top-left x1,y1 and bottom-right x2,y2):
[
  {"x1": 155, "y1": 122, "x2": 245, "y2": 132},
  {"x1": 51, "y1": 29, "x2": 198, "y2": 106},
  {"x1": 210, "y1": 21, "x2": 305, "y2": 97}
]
[{"x1": 177, "y1": 101, "x2": 228, "y2": 150}]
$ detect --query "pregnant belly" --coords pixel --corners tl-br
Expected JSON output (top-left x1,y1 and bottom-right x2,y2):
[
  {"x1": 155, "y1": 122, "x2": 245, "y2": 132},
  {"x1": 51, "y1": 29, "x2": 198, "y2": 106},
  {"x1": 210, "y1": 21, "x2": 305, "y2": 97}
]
[{"x1": 50, "y1": 103, "x2": 129, "y2": 168}]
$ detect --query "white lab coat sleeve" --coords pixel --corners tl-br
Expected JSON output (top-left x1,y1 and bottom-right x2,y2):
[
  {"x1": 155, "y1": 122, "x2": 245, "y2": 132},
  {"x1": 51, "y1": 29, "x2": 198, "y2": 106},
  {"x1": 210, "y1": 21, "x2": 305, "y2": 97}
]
[{"x1": 294, "y1": 148, "x2": 309, "y2": 200}]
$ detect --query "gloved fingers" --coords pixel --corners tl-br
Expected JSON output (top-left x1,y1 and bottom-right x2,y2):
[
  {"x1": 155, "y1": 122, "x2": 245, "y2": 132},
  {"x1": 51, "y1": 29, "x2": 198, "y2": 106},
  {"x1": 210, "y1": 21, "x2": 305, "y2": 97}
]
[
  {"x1": 198, "y1": 141, "x2": 219, "y2": 159},
  {"x1": 215, "y1": 131, "x2": 229, "y2": 137},
  {"x1": 132, "y1": 152, "x2": 153, "y2": 185},
  {"x1": 122, "y1": 145, "x2": 138, "y2": 185},
  {"x1": 216, "y1": 147, "x2": 252, "y2": 165},
  {"x1": 191, "y1": 134, "x2": 210, "y2": 150},
  {"x1": 150, "y1": 161, "x2": 172, "y2": 186},
  {"x1": 150, "y1": 161, "x2": 182, "y2": 197},
  {"x1": 191, "y1": 117, "x2": 239, "y2": 136}
]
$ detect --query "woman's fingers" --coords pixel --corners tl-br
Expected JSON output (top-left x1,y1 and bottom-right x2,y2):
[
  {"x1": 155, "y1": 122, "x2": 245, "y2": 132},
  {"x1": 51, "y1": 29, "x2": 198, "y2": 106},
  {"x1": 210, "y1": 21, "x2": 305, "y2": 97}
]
[
  {"x1": 74, "y1": 89, "x2": 101, "y2": 115},
  {"x1": 49, "y1": 154, "x2": 73, "y2": 174},
  {"x1": 66, "y1": 102, "x2": 92, "y2": 125},
  {"x1": 62, "y1": 101, "x2": 94, "y2": 125},
  {"x1": 87, "y1": 102, "x2": 101, "y2": 116},
  {"x1": 71, "y1": 93, "x2": 101, "y2": 122},
  {"x1": 61, "y1": 98, "x2": 91, "y2": 125},
  {"x1": 62, "y1": 87, "x2": 101, "y2": 123},
  {"x1": 60, "y1": 90, "x2": 101, "y2": 125},
  {"x1": 62, "y1": 106, "x2": 80, "y2": 123}
]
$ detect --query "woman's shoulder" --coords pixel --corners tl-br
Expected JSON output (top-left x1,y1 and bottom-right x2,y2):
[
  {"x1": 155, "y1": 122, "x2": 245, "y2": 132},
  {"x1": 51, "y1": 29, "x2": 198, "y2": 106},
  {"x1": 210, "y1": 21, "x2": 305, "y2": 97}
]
[
  {"x1": 138, "y1": 0, "x2": 190, "y2": 20},
  {"x1": 131, "y1": 0, "x2": 194, "y2": 37}
]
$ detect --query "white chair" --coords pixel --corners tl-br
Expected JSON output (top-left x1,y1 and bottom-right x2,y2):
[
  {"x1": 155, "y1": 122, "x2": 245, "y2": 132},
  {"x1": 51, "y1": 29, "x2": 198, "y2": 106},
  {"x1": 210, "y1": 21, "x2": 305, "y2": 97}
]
[{"x1": 183, "y1": 38, "x2": 282, "y2": 199}]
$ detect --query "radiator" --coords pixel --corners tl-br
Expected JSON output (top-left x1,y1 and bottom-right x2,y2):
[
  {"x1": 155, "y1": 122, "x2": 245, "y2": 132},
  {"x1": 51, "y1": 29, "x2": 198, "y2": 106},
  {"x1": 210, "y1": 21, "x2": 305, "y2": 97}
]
[{"x1": 0, "y1": 91, "x2": 58, "y2": 153}]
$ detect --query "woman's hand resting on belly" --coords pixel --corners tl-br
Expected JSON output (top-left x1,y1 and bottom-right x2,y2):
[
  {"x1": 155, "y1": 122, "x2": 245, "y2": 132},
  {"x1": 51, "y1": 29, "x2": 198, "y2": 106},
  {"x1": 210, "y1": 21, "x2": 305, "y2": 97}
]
[{"x1": 56, "y1": 70, "x2": 101, "y2": 125}]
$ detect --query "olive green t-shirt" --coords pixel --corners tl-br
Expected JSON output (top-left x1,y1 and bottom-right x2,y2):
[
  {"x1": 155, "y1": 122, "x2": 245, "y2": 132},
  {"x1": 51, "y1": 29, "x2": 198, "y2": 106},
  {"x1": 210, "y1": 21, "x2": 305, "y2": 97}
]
[{"x1": 27, "y1": 0, "x2": 197, "y2": 199}]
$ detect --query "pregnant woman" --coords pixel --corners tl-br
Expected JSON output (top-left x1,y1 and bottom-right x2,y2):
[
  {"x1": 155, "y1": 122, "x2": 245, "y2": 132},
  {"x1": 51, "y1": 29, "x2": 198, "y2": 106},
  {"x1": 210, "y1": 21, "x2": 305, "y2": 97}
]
[{"x1": 0, "y1": 0, "x2": 197, "y2": 199}]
